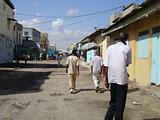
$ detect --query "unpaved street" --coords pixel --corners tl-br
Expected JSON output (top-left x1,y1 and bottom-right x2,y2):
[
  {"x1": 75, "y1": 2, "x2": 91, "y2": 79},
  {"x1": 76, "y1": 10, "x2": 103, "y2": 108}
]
[{"x1": 0, "y1": 60, "x2": 160, "y2": 120}]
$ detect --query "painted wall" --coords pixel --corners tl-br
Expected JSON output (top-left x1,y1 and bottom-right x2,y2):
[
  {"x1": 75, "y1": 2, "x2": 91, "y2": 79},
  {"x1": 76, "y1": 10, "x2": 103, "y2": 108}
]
[
  {"x1": 0, "y1": 35, "x2": 14, "y2": 63},
  {"x1": 0, "y1": 0, "x2": 15, "y2": 39},
  {"x1": 93, "y1": 34, "x2": 106, "y2": 62},
  {"x1": 0, "y1": 0, "x2": 15, "y2": 64},
  {"x1": 108, "y1": 10, "x2": 160, "y2": 86},
  {"x1": 87, "y1": 50, "x2": 95, "y2": 64},
  {"x1": 99, "y1": 37, "x2": 108, "y2": 61}
]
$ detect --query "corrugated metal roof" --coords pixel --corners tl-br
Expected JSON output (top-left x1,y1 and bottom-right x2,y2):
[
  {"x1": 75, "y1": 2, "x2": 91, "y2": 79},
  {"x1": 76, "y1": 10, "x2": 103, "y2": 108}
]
[
  {"x1": 78, "y1": 28, "x2": 106, "y2": 45},
  {"x1": 102, "y1": 0, "x2": 155, "y2": 36}
]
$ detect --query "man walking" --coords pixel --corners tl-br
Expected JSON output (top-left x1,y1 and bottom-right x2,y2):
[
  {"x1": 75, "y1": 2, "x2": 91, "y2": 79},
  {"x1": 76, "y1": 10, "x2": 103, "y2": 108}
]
[
  {"x1": 91, "y1": 51, "x2": 103, "y2": 92},
  {"x1": 104, "y1": 33, "x2": 131, "y2": 120},
  {"x1": 66, "y1": 50, "x2": 79, "y2": 94}
]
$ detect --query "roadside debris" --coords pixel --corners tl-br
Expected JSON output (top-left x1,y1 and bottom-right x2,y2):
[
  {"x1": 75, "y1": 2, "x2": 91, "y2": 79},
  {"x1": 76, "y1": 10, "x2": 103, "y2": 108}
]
[
  {"x1": 12, "y1": 102, "x2": 31, "y2": 109},
  {"x1": 133, "y1": 101, "x2": 141, "y2": 105}
]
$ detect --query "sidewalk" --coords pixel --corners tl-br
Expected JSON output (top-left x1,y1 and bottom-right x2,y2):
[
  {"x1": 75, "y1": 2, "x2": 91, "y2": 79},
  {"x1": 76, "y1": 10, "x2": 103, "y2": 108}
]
[
  {"x1": 79, "y1": 60, "x2": 160, "y2": 99},
  {"x1": 143, "y1": 85, "x2": 160, "y2": 99},
  {"x1": 79, "y1": 60, "x2": 139, "y2": 94}
]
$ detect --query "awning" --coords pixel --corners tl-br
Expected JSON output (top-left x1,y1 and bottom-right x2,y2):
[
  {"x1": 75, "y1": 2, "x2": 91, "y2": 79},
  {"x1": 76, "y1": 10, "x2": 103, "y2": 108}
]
[{"x1": 80, "y1": 42, "x2": 99, "y2": 51}]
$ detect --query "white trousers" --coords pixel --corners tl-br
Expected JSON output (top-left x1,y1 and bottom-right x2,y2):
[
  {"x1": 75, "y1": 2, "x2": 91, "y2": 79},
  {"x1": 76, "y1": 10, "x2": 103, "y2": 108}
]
[{"x1": 93, "y1": 73, "x2": 101, "y2": 88}]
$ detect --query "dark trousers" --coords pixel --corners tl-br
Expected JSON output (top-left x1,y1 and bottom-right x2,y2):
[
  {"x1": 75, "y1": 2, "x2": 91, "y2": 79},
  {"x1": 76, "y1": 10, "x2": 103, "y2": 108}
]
[{"x1": 105, "y1": 83, "x2": 128, "y2": 120}]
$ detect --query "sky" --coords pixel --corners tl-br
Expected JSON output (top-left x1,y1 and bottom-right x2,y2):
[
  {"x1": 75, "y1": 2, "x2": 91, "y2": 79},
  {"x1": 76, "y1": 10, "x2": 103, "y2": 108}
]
[{"x1": 12, "y1": 0, "x2": 144, "y2": 50}]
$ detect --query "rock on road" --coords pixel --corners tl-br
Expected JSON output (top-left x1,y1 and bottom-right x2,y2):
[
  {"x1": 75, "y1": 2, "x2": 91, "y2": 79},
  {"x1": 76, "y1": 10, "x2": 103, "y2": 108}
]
[{"x1": 0, "y1": 60, "x2": 160, "y2": 120}]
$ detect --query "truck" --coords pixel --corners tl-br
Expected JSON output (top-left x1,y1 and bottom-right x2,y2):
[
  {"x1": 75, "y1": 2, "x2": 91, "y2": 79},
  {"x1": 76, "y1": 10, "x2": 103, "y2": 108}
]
[
  {"x1": 47, "y1": 49, "x2": 57, "y2": 60},
  {"x1": 14, "y1": 40, "x2": 41, "y2": 63}
]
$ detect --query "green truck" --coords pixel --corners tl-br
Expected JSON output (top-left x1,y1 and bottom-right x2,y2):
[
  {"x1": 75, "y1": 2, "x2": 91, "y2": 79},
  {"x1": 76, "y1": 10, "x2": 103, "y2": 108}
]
[{"x1": 14, "y1": 41, "x2": 40, "y2": 63}]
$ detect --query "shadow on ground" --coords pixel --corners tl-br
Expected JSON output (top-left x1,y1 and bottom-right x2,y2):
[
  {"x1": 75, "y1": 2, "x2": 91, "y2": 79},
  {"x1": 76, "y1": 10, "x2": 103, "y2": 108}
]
[
  {"x1": 0, "y1": 62, "x2": 63, "y2": 95},
  {"x1": 0, "y1": 63, "x2": 65, "y2": 68},
  {"x1": 75, "y1": 88, "x2": 108, "y2": 94},
  {"x1": 0, "y1": 70, "x2": 52, "y2": 95},
  {"x1": 77, "y1": 88, "x2": 95, "y2": 93}
]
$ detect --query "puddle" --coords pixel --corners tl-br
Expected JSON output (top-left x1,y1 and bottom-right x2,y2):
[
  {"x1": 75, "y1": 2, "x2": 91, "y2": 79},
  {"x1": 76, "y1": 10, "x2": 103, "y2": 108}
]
[
  {"x1": 36, "y1": 99, "x2": 46, "y2": 103},
  {"x1": 0, "y1": 98, "x2": 11, "y2": 107},
  {"x1": 63, "y1": 98, "x2": 77, "y2": 102},
  {"x1": 1, "y1": 117, "x2": 13, "y2": 120},
  {"x1": 49, "y1": 92, "x2": 64, "y2": 97}
]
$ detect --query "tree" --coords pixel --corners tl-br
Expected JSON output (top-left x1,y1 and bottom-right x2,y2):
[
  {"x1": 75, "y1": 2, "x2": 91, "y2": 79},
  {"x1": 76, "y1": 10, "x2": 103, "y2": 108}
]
[{"x1": 40, "y1": 33, "x2": 48, "y2": 51}]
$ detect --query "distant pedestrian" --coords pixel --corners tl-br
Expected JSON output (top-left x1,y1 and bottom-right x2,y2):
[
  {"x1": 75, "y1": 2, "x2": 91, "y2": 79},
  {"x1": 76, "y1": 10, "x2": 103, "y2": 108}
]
[
  {"x1": 104, "y1": 32, "x2": 132, "y2": 120},
  {"x1": 57, "y1": 54, "x2": 61, "y2": 65},
  {"x1": 90, "y1": 50, "x2": 103, "y2": 92},
  {"x1": 39, "y1": 53, "x2": 42, "y2": 60},
  {"x1": 66, "y1": 50, "x2": 79, "y2": 94}
]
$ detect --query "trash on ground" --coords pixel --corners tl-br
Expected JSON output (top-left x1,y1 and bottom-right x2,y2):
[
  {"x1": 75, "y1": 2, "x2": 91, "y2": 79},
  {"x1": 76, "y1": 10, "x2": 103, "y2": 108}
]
[
  {"x1": 133, "y1": 101, "x2": 141, "y2": 105},
  {"x1": 12, "y1": 102, "x2": 31, "y2": 109}
]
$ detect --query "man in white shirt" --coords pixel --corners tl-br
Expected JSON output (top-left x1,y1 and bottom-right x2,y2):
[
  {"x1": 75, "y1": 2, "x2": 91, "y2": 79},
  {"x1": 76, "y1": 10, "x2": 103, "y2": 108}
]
[
  {"x1": 66, "y1": 50, "x2": 79, "y2": 94},
  {"x1": 104, "y1": 33, "x2": 131, "y2": 120},
  {"x1": 91, "y1": 51, "x2": 103, "y2": 92}
]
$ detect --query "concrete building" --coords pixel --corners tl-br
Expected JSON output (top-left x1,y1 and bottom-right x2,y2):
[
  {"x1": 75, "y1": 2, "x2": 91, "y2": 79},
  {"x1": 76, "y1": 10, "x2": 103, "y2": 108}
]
[
  {"x1": 0, "y1": 0, "x2": 15, "y2": 64},
  {"x1": 22, "y1": 27, "x2": 41, "y2": 43},
  {"x1": 15, "y1": 22, "x2": 23, "y2": 45},
  {"x1": 102, "y1": 0, "x2": 160, "y2": 86}
]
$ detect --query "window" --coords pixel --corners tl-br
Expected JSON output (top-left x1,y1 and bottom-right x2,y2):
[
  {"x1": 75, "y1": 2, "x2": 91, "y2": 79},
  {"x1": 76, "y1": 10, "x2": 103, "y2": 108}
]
[
  {"x1": 7, "y1": 19, "x2": 11, "y2": 30},
  {"x1": 19, "y1": 33, "x2": 21, "y2": 43},
  {"x1": 6, "y1": 39, "x2": 8, "y2": 48},
  {"x1": 13, "y1": 25, "x2": 16, "y2": 31},
  {"x1": 24, "y1": 32, "x2": 29, "y2": 36},
  {"x1": 138, "y1": 30, "x2": 149, "y2": 59},
  {"x1": 153, "y1": 26, "x2": 160, "y2": 34},
  {"x1": 16, "y1": 32, "x2": 18, "y2": 44},
  {"x1": 3, "y1": 3, "x2": 6, "y2": 11}
]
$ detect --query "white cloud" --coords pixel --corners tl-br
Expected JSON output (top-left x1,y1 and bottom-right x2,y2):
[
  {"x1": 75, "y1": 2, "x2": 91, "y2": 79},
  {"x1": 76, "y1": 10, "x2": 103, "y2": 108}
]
[
  {"x1": 51, "y1": 18, "x2": 64, "y2": 31},
  {"x1": 20, "y1": 18, "x2": 40, "y2": 28},
  {"x1": 67, "y1": 8, "x2": 79, "y2": 16},
  {"x1": 44, "y1": 18, "x2": 86, "y2": 50},
  {"x1": 19, "y1": 18, "x2": 87, "y2": 50},
  {"x1": 48, "y1": 30, "x2": 85, "y2": 50}
]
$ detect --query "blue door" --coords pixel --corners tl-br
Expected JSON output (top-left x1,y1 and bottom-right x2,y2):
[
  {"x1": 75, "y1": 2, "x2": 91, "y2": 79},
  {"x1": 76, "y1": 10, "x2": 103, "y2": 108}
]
[{"x1": 151, "y1": 31, "x2": 160, "y2": 85}]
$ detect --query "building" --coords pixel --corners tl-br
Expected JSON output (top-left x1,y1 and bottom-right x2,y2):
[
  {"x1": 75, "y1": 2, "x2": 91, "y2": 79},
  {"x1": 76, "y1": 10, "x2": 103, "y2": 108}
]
[
  {"x1": 23, "y1": 27, "x2": 41, "y2": 43},
  {"x1": 77, "y1": 29, "x2": 106, "y2": 63},
  {"x1": 102, "y1": 0, "x2": 160, "y2": 86},
  {"x1": 15, "y1": 22, "x2": 23, "y2": 45},
  {"x1": 0, "y1": 0, "x2": 16, "y2": 64},
  {"x1": 67, "y1": 43, "x2": 76, "y2": 53}
]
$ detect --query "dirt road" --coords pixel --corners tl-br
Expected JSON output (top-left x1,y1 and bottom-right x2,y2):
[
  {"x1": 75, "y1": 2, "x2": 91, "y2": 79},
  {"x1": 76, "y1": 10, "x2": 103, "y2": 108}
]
[{"x1": 0, "y1": 60, "x2": 160, "y2": 120}]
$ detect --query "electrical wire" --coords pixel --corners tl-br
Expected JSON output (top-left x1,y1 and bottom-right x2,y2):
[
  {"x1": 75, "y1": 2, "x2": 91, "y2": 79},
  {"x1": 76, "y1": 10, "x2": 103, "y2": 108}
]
[
  {"x1": 15, "y1": 6, "x2": 123, "y2": 19},
  {"x1": 42, "y1": 12, "x2": 108, "y2": 30},
  {"x1": 21, "y1": 6, "x2": 123, "y2": 26}
]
